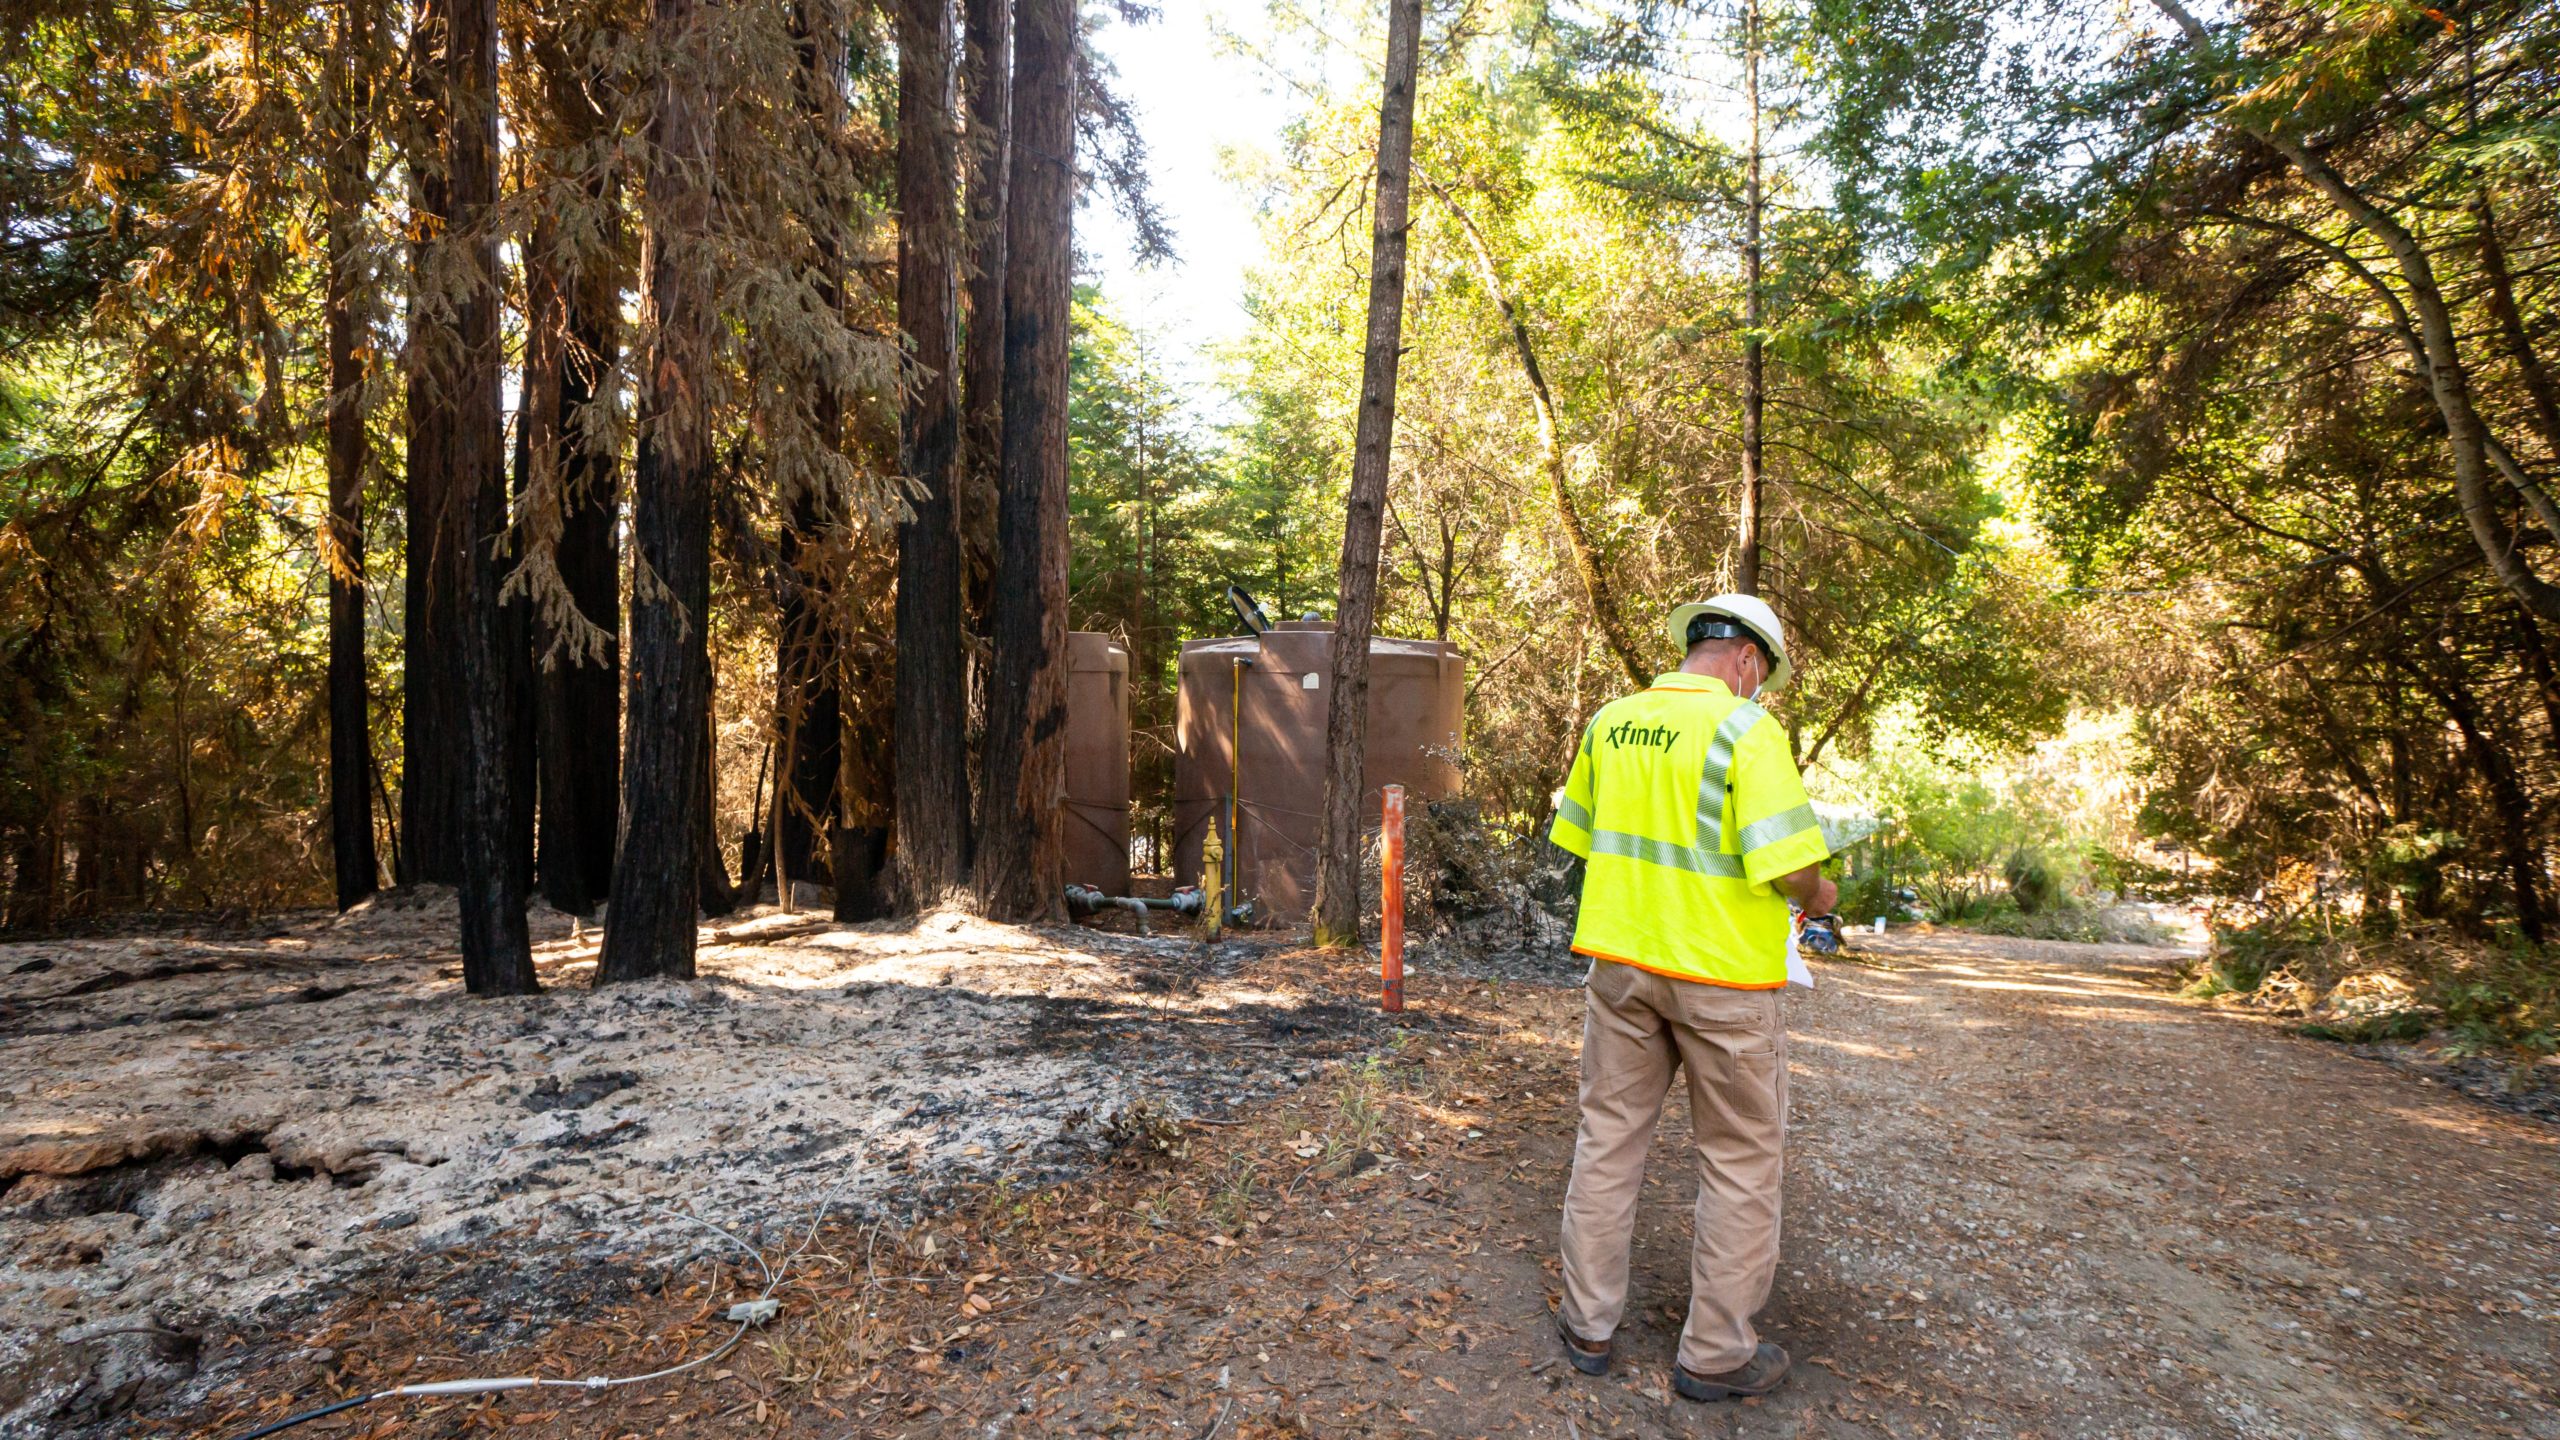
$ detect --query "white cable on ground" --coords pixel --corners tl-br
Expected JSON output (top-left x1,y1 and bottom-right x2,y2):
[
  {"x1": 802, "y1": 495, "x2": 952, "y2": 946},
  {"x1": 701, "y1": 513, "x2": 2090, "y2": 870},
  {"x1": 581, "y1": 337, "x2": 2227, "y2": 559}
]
[{"x1": 224, "y1": 1168, "x2": 861, "y2": 1440}]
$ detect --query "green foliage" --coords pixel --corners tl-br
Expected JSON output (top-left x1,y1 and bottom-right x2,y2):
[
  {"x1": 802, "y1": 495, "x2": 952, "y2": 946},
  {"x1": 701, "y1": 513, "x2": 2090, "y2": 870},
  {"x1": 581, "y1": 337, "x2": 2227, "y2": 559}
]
[
  {"x1": 1799, "y1": 0, "x2": 2560, "y2": 949},
  {"x1": 1228, "y1": 0, "x2": 2082, "y2": 836},
  {"x1": 1825, "y1": 703, "x2": 2141, "y2": 924},
  {"x1": 1833, "y1": 871, "x2": 1912, "y2": 925},
  {"x1": 1063, "y1": 286, "x2": 1341, "y2": 863},
  {"x1": 2002, "y1": 846, "x2": 2070, "y2": 916},
  {"x1": 1977, "y1": 904, "x2": 2173, "y2": 947}
]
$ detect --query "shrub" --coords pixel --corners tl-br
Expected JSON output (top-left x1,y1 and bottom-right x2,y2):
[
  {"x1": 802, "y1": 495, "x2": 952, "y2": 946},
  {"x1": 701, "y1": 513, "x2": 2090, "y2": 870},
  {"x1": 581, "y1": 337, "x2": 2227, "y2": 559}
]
[
  {"x1": 2191, "y1": 912, "x2": 2559, "y2": 1055},
  {"x1": 2004, "y1": 846, "x2": 2073, "y2": 914},
  {"x1": 1836, "y1": 872, "x2": 1918, "y2": 925},
  {"x1": 1981, "y1": 905, "x2": 2175, "y2": 946}
]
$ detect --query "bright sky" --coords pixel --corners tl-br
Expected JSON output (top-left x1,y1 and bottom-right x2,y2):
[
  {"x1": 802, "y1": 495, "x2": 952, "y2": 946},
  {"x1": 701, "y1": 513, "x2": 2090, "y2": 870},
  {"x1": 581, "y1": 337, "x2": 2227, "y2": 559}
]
[{"x1": 1075, "y1": 3, "x2": 1296, "y2": 386}]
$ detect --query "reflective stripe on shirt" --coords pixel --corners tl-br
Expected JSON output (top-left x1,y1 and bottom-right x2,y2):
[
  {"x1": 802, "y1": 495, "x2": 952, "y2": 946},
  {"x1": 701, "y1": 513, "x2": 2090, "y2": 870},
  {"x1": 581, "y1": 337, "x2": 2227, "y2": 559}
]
[
  {"x1": 1692, "y1": 700, "x2": 1767, "y2": 850},
  {"x1": 1586, "y1": 829, "x2": 1747, "y2": 877}
]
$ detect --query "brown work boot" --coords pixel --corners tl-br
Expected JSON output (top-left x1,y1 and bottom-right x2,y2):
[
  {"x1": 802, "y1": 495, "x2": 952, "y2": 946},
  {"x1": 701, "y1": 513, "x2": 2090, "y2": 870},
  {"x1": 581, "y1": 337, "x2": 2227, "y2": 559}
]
[
  {"x1": 1552, "y1": 1309, "x2": 1611, "y2": 1376},
  {"x1": 1672, "y1": 1342, "x2": 1791, "y2": 1402}
]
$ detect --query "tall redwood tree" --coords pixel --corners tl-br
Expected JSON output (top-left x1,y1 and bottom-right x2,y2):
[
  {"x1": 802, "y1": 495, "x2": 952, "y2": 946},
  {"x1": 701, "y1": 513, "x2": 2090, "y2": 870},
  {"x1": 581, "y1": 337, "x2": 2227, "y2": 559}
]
[
  {"x1": 446, "y1": 0, "x2": 535, "y2": 991},
  {"x1": 956, "y1": 0, "x2": 1012, "y2": 629},
  {"x1": 325, "y1": 0, "x2": 382, "y2": 910},
  {"x1": 971, "y1": 0, "x2": 1072, "y2": 920},
  {"x1": 776, "y1": 0, "x2": 851, "y2": 906},
  {"x1": 893, "y1": 0, "x2": 971, "y2": 907},
  {"x1": 599, "y1": 0, "x2": 716, "y2": 982},
  {"x1": 399, "y1": 0, "x2": 463, "y2": 887}
]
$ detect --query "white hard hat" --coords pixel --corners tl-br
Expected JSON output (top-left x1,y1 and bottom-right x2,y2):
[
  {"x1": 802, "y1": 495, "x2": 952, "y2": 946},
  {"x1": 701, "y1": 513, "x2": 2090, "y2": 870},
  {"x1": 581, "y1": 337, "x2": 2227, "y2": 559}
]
[{"x1": 1665, "y1": 594, "x2": 1793, "y2": 694}]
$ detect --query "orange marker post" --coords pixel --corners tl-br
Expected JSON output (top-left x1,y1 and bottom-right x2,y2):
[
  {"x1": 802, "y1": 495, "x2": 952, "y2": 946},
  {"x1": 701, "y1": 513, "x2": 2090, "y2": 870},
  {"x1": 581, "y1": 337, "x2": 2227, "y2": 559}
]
[{"x1": 1381, "y1": 784, "x2": 1406, "y2": 1013}]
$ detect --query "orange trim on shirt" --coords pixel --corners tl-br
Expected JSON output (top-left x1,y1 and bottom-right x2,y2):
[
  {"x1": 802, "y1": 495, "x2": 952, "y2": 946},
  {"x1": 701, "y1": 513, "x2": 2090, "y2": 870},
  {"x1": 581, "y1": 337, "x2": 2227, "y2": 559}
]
[{"x1": 1572, "y1": 944, "x2": 1787, "y2": 990}]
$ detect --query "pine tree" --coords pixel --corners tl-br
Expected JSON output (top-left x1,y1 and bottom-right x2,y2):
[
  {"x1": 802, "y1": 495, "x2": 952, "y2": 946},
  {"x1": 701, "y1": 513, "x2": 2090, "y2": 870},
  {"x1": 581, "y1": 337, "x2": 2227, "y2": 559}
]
[{"x1": 1310, "y1": 0, "x2": 1423, "y2": 949}]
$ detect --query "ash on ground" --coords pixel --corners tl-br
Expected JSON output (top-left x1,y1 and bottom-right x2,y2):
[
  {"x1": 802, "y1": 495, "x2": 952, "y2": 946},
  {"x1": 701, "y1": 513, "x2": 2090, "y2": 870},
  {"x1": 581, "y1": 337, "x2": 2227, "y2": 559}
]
[{"x1": 0, "y1": 893, "x2": 1379, "y2": 1439}]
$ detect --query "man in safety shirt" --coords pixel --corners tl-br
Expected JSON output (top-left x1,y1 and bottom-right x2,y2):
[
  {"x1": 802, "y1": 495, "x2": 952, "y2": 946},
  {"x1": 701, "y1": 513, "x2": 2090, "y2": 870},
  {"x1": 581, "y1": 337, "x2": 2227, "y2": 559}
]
[{"x1": 1547, "y1": 594, "x2": 1836, "y2": 1401}]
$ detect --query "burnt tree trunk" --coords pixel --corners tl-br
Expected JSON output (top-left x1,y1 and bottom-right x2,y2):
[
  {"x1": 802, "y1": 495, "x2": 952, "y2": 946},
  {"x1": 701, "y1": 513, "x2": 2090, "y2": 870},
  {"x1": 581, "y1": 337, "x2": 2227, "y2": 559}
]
[
  {"x1": 957, "y1": 0, "x2": 1012, "y2": 631},
  {"x1": 695, "y1": 709, "x2": 739, "y2": 916},
  {"x1": 528, "y1": 211, "x2": 624, "y2": 917},
  {"x1": 445, "y1": 0, "x2": 535, "y2": 991},
  {"x1": 503, "y1": 339, "x2": 537, "y2": 902},
  {"x1": 599, "y1": 0, "x2": 716, "y2": 982},
  {"x1": 971, "y1": 0, "x2": 1072, "y2": 921},
  {"x1": 327, "y1": 0, "x2": 383, "y2": 910},
  {"x1": 399, "y1": 0, "x2": 463, "y2": 886},
  {"x1": 6, "y1": 815, "x2": 59, "y2": 931},
  {"x1": 1309, "y1": 0, "x2": 1423, "y2": 948},
  {"x1": 1735, "y1": 0, "x2": 1765, "y2": 597},
  {"x1": 776, "y1": 0, "x2": 849, "y2": 902},
  {"x1": 894, "y1": 0, "x2": 971, "y2": 907},
  {"x1": 522, "y1": 26, "x2": 624, "y2": 918}
]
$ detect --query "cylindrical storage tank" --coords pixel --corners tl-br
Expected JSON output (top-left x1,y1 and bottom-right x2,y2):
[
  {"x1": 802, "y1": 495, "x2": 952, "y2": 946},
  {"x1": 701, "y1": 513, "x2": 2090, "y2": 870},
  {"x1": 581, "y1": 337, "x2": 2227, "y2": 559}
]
[
  {"x1": 1063, "y1": 631, "x2": 1131, "y2": 894},
  {"x1": 1173, "y1": 621, "x2": 1463, "y2": 923}
]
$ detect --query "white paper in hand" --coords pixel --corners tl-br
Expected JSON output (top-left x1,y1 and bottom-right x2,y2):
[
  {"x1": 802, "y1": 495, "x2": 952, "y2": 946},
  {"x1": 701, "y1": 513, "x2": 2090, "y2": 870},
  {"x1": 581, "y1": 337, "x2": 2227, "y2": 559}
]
[{"x1": 1785, "y1": 922, "x2": 1814, "y2": 988}]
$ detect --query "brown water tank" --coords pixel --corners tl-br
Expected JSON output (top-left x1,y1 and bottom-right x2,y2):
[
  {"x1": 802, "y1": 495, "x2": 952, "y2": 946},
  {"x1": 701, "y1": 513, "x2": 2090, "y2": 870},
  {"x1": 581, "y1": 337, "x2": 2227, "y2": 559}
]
[
  {"x1": 1063, "y1": 631, "x2": 1131, "y2": 893},
  {"x1": 1173, "y1": 621, "x2": 1463, "y2": 923}
]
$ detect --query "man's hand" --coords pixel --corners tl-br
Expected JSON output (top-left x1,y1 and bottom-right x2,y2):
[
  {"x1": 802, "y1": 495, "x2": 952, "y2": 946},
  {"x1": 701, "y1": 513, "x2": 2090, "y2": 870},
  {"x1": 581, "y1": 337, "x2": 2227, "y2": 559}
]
[{"x1": 1775, "y1": 863, "x2": 1837, "y2": 917}]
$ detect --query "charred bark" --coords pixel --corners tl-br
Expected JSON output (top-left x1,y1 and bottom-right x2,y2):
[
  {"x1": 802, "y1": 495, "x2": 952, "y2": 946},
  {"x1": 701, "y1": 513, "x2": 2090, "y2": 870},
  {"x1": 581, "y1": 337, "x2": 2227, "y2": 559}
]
[
  {"x1": 894, "y1": 0, "x2": 972, "y2": 907},
  {"x1": 327, "y1": 0, "x2": 383, "y2": 911},
  {"x1": 971, "y1": 0, "x2": 1073, "y2": 921},
  {"x1": 599, "y1": 0, "x2": 716, "y2": 982},
  {"x1": 775, "y1": 0, "x2": 850, "y2": 900},
  {"x1": 520, "y1": 21, "x2": 624, "y2": 918},
  {"x1": 957, "y1": 0, "x2": 1012, "y2": 631},
  {"x1": 528, "y1": 214, "x2": 623, "y2": 917},
  {"x1": 399, "y1": 0, "x2": 463, "y2": 886},
  {"x1": 445, "y1": 0, "x2": 535, "y2": 992}
]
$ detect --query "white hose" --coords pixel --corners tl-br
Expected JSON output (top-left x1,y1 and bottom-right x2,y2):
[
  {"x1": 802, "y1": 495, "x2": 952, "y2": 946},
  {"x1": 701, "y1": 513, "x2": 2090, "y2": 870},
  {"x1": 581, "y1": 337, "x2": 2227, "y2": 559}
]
[{"x1": 226, "y1": 1169, "x2": 862, "y2": 1438}]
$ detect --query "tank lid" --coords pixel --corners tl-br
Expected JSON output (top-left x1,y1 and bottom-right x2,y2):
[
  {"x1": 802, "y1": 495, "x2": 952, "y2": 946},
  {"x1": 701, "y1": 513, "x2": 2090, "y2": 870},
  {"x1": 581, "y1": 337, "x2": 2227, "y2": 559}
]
[{"x1": 1067, "y1": 630, "x2": 1129, "y2": 671}]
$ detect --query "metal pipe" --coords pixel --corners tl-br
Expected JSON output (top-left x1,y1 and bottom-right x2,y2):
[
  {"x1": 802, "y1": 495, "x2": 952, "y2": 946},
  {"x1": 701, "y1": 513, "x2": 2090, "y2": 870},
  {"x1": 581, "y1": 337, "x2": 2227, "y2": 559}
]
[
  {"x1": 1111, "y1": 895, "x2": 1151, "y2": 936},
  {"x1": 1381, "y1": 784, "x2": 1406, "y2": 1012},
  {"x1": 1227, "y1": 656, "x2": 1248, "y2": 914},
  {"x1": 1064, "y1": 886, "x2": 1205, "y2": 928}
]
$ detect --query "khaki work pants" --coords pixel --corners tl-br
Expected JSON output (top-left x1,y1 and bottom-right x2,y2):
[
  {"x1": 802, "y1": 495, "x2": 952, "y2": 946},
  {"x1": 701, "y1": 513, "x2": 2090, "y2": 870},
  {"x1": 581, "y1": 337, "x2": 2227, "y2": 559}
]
[{"x1": 1558, "y1": 959, "x2": 1787, "y2": 1374}]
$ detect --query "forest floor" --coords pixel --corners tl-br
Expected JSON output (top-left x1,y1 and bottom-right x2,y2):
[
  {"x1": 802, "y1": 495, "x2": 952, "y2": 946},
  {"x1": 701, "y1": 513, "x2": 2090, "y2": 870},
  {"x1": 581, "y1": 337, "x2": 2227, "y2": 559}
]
[{"x1": 6, "y1": 911, "x2": 2557, "y2": 1439}]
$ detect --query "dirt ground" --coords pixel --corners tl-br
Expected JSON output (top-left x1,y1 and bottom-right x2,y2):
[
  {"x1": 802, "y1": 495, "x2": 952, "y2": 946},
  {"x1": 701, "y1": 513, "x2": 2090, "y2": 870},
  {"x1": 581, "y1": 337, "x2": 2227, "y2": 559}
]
[{"x1": 10, "y1": 915, "x2": 2558, "y2": 1439}]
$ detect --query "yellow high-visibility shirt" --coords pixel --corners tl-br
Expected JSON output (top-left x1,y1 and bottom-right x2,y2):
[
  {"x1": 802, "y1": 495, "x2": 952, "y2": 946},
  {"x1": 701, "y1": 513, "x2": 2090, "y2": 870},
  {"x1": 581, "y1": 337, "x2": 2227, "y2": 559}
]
[{"x1": 1547, "y1": 672, "x2": 1831, "y2": 988}]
